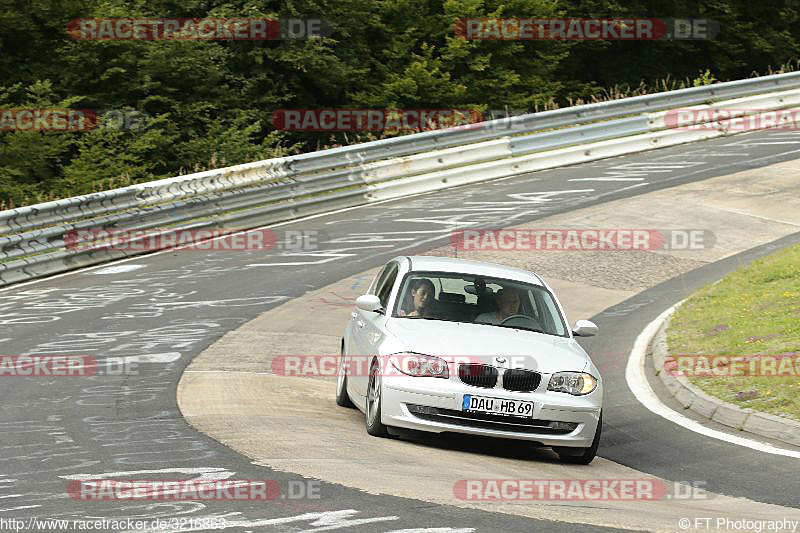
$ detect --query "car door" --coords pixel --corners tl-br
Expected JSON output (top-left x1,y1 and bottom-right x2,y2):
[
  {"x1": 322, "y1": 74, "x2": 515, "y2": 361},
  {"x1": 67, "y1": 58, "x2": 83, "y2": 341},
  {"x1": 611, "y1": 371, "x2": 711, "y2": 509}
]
[
  {"x1": 346, "y1": 263, "x2": 387, "y2": 396},
  {"x1": 349, "y1": 262, "x2": 398, "y2": 397}
]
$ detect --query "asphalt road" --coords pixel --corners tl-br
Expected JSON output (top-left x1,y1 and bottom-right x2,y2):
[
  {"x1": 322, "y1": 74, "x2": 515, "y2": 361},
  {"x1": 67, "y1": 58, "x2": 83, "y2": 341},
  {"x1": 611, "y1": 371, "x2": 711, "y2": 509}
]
[{"x1": 2, "y1": 129, "x2": 800, "y2": 531}]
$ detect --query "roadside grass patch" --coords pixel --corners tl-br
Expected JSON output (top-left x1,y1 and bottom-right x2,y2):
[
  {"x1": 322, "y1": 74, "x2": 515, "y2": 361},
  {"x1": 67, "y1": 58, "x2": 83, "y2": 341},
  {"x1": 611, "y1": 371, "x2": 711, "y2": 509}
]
[{"x1": 667, "y1": 243, "x2": 800, "y2": 421}]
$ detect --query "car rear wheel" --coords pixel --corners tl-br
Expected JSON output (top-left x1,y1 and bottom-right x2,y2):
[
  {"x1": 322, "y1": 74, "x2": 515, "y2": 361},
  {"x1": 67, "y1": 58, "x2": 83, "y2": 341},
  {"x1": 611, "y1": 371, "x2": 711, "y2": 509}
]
[
  {"x1": 335, "y1": 346, "x2": 355, "y2": 408},
  {"x1": 365, "y1": 359, "x2": 390, "y2": 437},
  {"x1": 554, "y1": 412, "x2": 602, "y2": 465}
]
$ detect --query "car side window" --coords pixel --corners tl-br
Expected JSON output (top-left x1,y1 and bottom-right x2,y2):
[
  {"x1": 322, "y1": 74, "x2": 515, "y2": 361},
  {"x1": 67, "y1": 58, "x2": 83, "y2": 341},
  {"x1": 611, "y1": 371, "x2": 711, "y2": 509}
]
[
  {"x1": 369, "y1": 263, "x2": 392, "y2": 295},
  {"x1": 536, "y1": 290, "x2": 566, "y2": 336},
  {"x1": 375, "y1": 264, "x2": 399, "y2": 309}
]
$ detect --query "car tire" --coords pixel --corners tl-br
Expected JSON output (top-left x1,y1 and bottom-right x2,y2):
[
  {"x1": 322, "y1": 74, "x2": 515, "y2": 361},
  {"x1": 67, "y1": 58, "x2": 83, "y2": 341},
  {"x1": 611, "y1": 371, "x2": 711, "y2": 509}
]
[
  {"x1": 554, "y1": 412, "x2": 602, "y2": 465},
  {"x1": 335, "y1": 346, "x2": 355, "y2": 408},
  {"x1": 365, "y1": 358, "x2": 390, "y2": 437}
]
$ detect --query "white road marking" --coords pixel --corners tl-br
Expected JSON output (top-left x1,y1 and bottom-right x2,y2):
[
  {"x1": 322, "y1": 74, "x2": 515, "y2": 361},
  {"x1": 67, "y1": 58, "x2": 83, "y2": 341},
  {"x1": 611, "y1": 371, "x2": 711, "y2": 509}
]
[
  {"x1": 223, "y1": 510, "x2": 398, "y2": 531},
  {"x1": 396, "y1": 217, "x2": 473, "y2": 226},
  {"x1": 626, "y1": 304, "x2": 800, "y2": 459},
  {"x1": 594, "y1": 161, "x2": 706, "y2": 179},
  {"x1": 61, "y1": 466, "x2": 235, "y2": 481},
  {"x1": 613, "y1": 162, "x2": 705, "y2": 167},
  {"x1": 458, "y1": 189, "x2": 595, "y2": 207},
  {"x1": 135, "y1": 352, "x2": 182, "y2": 363},
  {"x1": 247, "y1": 245, "x2": 395, "y2": 267},
  {"x1": 108, "y1": 352, "x2": 182, "y2": 364},
  {"x1": 667, "y1": 150, "x2": 748, "y2": 157},
  {"x1": 329, "y1": 235, "x2": 417, "y2": 243},
  {"x1": 87, "y1": 265, "x2": 147, "y2": 275},
  {"x1": 0, "y1": 505, "x2": 40, "y2": 512},
  {"x1": 184, "y1": 370, "x2": 278, "y2": 375},
  {"x1": 506, "y1": 189, "x2": 596, "y2": 201},
  {"x1": 568, "y1": 177, "x2": 644, "y2": 181},
  {"x1": 437, "y1": 206, "x2": 520, "y2": 211},
  {"x1": 734, "y1": 141, "x2": 800, "y2": 145},
  {"x1": 387, "y1": 530, "x2": 475, "y2": 533},
  {"x1": 334, "y1": 229, "x2": 449, "y2": 236}
]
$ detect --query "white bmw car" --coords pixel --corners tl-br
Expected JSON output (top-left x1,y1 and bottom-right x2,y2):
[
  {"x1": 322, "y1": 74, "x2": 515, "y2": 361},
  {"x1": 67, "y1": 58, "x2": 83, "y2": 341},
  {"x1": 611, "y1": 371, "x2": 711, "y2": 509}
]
[{"x1": 338, "y1": 256, "x2": 603, "y2": 464}]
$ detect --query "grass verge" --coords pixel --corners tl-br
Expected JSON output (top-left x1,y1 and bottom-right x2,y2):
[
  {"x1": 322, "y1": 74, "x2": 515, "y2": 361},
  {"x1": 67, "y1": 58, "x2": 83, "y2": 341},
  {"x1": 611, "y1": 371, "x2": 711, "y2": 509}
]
[{"x1": 666, "y1": 243, "x2": 800, "y2": 421}]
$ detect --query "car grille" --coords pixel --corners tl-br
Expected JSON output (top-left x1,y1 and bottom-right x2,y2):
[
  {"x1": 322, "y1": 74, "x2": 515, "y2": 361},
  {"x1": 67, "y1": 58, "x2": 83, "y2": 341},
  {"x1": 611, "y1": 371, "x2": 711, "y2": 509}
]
[
  {"x1": 502, "y1": 369, "x2": 542, "y2": 392},
  {"x1": 458, "y1": 364, "x2": 542, "y2": 392},
  {"x1": 458, "y1": 364, "x2": 498, "y2": 388},
  {"x1": 406, "y1": 404, "x2": 577, "y2": 435}
]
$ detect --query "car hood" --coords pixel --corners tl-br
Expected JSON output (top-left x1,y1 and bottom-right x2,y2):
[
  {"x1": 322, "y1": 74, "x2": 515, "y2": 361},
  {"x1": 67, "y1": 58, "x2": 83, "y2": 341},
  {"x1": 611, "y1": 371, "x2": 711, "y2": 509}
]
[{"x1": 385, "y1": 318, "x2": 589, "y2": 374}]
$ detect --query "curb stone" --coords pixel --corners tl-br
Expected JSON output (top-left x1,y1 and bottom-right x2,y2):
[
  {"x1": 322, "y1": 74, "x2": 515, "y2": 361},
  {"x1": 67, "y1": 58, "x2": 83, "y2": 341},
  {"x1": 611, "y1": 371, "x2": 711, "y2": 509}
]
[
  {"x1": 650, "y1": 306, "x2": 800, "y2": 448},
  {"x1": 713, "y1": 403, "x2": 753, "y2": 429}
]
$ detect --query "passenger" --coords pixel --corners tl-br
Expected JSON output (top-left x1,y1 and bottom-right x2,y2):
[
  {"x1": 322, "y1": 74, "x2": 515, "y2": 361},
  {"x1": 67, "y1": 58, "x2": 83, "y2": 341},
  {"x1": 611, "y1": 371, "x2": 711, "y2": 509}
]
[
  {"x1": 399, "y1": 278, "x2": 435, "y2": 317},
  {"x1": 474, "y1": 288, "x2": 521, "y2": 324}
]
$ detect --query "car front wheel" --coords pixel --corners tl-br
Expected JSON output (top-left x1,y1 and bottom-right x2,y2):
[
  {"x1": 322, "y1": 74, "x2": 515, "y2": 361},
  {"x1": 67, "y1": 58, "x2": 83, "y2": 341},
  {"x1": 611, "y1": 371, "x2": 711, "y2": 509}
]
[
  {"x1": 365, "y1": 359, "x2": 390, "y2": 437},
  {"x1": 553, "y1": 412, "x2": 602, "y2": 465},
  {"x1": 335, "y1": 346, "x2": 355, "y2": 408}
]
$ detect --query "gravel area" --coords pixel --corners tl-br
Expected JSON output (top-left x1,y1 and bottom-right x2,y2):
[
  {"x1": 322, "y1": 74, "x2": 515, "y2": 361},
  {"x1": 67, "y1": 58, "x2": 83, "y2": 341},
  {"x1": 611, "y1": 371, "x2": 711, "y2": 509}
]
[{"x1": 425, "y1": 246, "x2": 708, "y2": 291}]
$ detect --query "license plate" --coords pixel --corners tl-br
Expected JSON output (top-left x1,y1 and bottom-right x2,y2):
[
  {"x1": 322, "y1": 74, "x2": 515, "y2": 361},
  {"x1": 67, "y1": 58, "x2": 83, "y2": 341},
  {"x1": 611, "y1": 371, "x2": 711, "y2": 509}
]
[{"x1": 462, "y1": 394, "x2": 534, "y2": 417}]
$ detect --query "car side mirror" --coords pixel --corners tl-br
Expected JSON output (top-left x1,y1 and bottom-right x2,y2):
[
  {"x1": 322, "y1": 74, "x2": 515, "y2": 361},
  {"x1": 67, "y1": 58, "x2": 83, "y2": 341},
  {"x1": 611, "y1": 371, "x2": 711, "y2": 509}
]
[
  {"x1": 355, "y1": 294, "x2": 384, "y2": 314},
  {"x1": 572, "y1": 320, "x2": 598, "y2": 337}
]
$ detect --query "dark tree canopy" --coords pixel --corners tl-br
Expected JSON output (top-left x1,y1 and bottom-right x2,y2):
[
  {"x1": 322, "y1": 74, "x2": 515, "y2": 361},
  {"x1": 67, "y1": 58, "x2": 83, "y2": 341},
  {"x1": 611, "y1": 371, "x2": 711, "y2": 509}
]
[{"x1": 1, "y1": 0, "x2": 798, "y2": 208}]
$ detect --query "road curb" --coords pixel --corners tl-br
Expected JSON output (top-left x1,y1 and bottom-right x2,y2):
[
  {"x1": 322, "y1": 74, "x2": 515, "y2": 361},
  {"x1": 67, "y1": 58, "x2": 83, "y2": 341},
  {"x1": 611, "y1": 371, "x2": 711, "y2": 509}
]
[{"x1": 650, "y1": 306, "x2": 800, "y2": 448}]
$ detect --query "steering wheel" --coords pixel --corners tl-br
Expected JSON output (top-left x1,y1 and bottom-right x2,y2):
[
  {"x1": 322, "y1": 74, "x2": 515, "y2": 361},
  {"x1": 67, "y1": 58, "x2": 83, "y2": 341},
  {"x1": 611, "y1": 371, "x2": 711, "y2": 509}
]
[
  {"x1": 499, "y1": 314, "x2": 531, "y2": 325},
  {"x1": 499, "y1": 314, "x2": 543, "y2": 331}
]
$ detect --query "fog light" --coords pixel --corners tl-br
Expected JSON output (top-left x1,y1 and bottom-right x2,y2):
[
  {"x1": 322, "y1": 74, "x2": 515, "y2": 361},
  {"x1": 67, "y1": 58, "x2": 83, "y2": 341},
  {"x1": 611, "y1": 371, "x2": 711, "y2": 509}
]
[
  {"x1": 407, "y1": 404, "x2": 437, "y2": 415},
  {"x1": 550, "y1": 421, "x2": 578, "y2": 431}
]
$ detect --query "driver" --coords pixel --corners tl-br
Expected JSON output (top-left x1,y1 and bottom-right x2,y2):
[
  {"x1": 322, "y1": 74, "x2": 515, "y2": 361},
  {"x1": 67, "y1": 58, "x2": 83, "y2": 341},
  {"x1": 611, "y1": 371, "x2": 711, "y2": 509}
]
[{"x1": 474, "y1": 288, "x2": 521, "y2": 325}]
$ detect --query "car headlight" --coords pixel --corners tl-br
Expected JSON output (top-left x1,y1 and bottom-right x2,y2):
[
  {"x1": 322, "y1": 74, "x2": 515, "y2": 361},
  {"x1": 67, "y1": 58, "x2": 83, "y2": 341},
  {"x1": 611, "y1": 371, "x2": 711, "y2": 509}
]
[
  {"x1": 390, "y1": 353, "x2": 449, "y2": 378},
  {"x1": 547, "y1": 372, "x2": 597, "y2": 395}
]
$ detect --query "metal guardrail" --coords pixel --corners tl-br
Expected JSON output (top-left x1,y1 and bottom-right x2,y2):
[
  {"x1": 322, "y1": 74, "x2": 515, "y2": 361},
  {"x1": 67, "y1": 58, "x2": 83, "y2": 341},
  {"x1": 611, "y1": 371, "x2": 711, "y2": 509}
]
[{"x1": 3, "y1": 71, "x2": 800, "y2": 287}]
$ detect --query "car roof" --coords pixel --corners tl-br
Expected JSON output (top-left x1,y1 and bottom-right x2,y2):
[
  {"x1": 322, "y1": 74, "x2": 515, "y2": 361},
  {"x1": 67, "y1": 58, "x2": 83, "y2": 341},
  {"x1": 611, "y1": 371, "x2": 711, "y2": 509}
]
[{"x1": 401, "y1": 256, "x2": 544, "y2": 286}]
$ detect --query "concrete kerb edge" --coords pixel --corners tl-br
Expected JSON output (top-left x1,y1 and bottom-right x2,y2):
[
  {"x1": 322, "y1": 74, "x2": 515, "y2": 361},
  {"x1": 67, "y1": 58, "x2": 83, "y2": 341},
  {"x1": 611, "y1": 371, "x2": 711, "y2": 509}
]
[{"x1": 649, "y1": 305, "x2": 800, "y2": 447}]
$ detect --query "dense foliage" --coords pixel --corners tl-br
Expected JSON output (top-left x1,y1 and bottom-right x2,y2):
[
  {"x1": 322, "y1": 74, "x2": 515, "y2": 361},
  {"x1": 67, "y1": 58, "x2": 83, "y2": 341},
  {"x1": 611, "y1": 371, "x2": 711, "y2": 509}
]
[{"x1": 1, "y1": 0, "x2": 798, "y2": 208}]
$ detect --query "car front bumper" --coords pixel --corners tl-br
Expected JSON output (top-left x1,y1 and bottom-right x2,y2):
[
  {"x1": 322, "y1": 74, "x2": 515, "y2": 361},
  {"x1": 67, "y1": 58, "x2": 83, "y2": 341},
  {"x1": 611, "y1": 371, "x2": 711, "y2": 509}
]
[{"x1": 381, "y1": 375, "x2": 602, "y2": 448}]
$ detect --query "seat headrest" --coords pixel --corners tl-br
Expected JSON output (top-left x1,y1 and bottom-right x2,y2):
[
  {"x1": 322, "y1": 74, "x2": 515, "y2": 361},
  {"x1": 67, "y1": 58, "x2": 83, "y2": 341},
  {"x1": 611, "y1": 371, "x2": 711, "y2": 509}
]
[{"x1": 438, "y1": 292, "x2": 465, "y2": 303}]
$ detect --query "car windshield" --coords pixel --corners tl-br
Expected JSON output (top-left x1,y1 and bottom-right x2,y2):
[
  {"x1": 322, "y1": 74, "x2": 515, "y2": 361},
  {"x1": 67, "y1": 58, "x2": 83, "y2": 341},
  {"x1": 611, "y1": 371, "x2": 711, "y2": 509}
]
[{"x1": 393, "y1": 272, "x2": 568, "y2": 337}]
